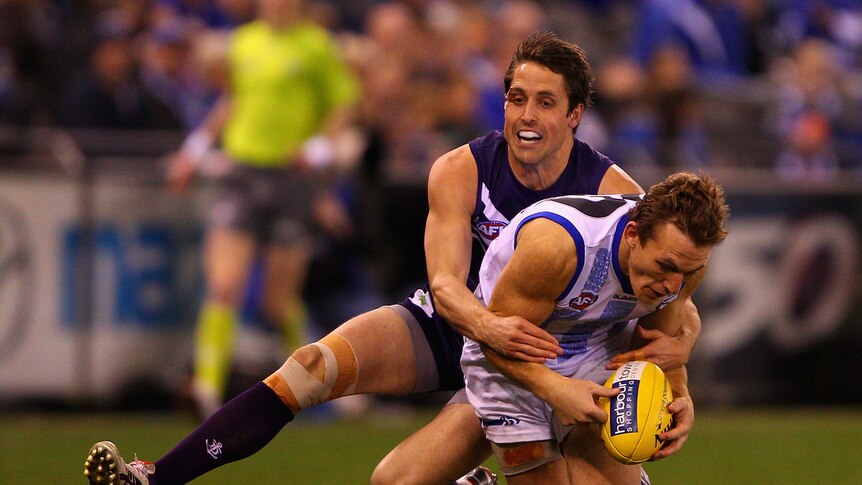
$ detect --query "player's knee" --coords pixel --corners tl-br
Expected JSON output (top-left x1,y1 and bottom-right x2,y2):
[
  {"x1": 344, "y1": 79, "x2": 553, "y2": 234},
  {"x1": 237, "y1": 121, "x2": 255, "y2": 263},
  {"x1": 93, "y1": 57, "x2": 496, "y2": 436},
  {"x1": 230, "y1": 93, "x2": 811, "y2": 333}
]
[
  {"x1": 562, "y1": 424, "x2": 603, "y2": 459},
  {"x1": 263, "y1": 334, "x2": 359, "y2": 414},
  {"x1": 207, "y1": 281, "x2": 244, "y2": 307},
  {"x1": 290, "y1": 343, "x2": 325, "y2": 377}
]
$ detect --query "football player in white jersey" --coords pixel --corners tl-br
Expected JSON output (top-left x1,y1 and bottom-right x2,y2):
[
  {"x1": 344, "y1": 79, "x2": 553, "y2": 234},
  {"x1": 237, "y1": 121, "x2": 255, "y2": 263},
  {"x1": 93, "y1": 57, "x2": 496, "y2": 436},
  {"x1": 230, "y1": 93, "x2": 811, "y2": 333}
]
[{"x1": 462, "y1": 172, "x2": 729, "y2": 483}]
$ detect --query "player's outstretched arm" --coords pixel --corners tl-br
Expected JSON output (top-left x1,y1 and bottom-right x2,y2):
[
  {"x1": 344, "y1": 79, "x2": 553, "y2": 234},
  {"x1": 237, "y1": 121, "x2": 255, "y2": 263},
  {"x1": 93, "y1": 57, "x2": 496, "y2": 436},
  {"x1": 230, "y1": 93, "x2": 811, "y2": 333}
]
[
  {"x1": 167, "y1": 95, "x2": 232, "y2": 192},
  {"x1": 481, "y1": 218, "x2": 618, "y2": 424},
  {"x1": 425, "y1": 146, "x2": 561, "y2": 362}
]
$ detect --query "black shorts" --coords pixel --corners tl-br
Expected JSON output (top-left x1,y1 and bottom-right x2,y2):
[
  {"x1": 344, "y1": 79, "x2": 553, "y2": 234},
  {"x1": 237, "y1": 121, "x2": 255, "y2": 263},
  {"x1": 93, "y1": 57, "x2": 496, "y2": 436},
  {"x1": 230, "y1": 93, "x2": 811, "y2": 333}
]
[
  {"x1": 208, "y1": 163, "x2": 321, "y2": 245},
  {"x1": 394, "y1": 288, "x2": 465, "y2": 392}
]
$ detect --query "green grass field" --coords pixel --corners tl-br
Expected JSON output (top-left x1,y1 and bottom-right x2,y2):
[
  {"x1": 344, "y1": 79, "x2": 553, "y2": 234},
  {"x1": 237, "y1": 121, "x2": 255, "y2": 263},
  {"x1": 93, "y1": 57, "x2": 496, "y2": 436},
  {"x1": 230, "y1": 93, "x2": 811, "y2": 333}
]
[{"x1": 2, "y1": 407, "x2": 861, "y2": 484}]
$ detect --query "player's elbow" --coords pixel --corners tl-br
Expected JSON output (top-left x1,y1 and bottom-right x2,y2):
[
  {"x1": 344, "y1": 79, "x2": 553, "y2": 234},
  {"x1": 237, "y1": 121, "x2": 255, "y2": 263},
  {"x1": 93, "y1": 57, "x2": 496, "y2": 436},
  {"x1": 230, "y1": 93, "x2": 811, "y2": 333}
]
[
  {"x1": 427, "y1": 275, "x2": 458, "y2": 314},
  {"x1": 427, "y1": 273, "x2": 449, "y2": 297}
]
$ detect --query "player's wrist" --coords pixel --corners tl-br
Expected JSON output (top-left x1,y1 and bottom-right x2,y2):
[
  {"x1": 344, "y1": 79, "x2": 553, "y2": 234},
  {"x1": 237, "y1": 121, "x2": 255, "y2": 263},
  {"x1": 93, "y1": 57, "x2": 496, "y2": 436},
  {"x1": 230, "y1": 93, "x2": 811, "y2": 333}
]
[
  {"x1": 466, "y1": 308, "x2": 490, "y2": 344},
  {"x1": 300, "y1": 135, "x2": 335, "y2": 169},
  {"x1": 665, "y1": 368, "x2": 690, "y2": 399},
  {"x1": 534, "y1": 372, "x2": 568, "y2": 403},
  {"x1": 181, "y1": 129, "x2": 214, "y2": 166}
]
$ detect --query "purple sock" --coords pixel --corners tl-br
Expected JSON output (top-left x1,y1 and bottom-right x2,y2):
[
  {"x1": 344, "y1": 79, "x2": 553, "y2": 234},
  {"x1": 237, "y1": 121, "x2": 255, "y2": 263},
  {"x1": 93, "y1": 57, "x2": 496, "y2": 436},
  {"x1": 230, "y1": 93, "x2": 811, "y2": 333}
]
[{"x1": 151, "y1": 382, "x2": 294, "y2": 485}]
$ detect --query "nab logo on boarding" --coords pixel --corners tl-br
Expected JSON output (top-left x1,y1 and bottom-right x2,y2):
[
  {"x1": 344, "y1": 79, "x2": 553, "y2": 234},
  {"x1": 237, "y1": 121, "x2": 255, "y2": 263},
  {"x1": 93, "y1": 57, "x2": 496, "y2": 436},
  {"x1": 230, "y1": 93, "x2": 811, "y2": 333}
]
[
  {"x1": 476, "y1": 221, "x2": 507, "y2": 241},
  {"x1": 569, "y1": 291, "x2": 598, "y2": 310}
]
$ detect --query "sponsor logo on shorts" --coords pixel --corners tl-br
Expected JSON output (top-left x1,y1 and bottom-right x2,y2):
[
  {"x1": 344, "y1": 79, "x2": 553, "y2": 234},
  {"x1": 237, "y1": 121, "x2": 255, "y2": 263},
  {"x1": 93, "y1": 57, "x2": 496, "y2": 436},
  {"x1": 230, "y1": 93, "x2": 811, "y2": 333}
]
[
  {"x1": 481, "y1": 415, "x2": 520, "y2": 427},
  {"x1": 408, "y1": 289, "x2": 434, "y2": 318},
  {"x1": 476, "y1": 221, "x2": 507, "y2": 241},
  {"x1": 409, "y1": 288, "x2": 434, "y2": 318}
]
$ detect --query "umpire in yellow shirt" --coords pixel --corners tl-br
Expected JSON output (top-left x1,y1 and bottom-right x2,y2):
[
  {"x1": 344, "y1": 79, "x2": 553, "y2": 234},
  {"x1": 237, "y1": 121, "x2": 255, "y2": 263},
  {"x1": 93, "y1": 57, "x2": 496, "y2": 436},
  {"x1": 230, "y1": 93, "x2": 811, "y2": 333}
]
[{"x1": 167, "y1": 0, "x2": 360, "y2": 418}]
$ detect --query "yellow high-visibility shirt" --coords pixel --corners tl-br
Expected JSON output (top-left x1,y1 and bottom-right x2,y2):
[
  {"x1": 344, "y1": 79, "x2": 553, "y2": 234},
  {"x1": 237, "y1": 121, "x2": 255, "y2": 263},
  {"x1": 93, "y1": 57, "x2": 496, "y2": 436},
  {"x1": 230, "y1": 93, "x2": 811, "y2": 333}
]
[{"x1": 223, "y1": 20, "x2": 359, "y2": 166}]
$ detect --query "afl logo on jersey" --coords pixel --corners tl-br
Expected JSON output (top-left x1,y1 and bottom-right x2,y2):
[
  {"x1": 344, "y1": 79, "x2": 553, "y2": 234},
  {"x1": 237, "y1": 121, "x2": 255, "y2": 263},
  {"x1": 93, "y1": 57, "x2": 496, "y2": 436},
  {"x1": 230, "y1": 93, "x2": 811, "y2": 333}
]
[
  {"x1": 476, "y1": 221, "x2": 507, "y2": 241},
  {"x1": 569, "y1": 291, "x2": 598, "y2": 310}
]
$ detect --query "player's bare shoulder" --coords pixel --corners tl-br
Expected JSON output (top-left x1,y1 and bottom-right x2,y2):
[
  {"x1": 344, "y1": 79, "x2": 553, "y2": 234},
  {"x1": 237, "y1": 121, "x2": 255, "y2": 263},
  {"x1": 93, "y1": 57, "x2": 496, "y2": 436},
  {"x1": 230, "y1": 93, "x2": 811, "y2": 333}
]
[
  {"x1": 598, "y1": 164, "x2": 644, "y2": 195},
  {"x1": 427, "y1": 144, "x2": 478, "y2": 210},
  {"x1": 429, "y1": 144, "x2": 477, "y2": 181},
  {"x1": 512, "y1": 217, "x2": 578, "y2": 291}
]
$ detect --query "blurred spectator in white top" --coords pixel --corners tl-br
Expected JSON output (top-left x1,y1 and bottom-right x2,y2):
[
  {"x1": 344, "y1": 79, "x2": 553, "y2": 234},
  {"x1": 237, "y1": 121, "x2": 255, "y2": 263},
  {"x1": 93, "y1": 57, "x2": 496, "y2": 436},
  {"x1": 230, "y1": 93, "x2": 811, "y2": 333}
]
[{"x1": 774, "y1": 0, "x2": 862, "y2": 70}]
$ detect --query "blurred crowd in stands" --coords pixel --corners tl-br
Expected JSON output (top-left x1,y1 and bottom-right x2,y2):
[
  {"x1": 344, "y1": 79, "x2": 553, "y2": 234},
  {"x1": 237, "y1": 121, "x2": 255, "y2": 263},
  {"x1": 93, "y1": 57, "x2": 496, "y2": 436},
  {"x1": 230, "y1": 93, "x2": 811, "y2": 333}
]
[
  {"x1": 1, "y1": 0, "x2": 860, "y2": 181},
  {"x1": 0, "y1": 2, "x2": 858, "y2": 405},
  {"x1": 1, "y1": 0, "x2": 861, "y2": 317}
]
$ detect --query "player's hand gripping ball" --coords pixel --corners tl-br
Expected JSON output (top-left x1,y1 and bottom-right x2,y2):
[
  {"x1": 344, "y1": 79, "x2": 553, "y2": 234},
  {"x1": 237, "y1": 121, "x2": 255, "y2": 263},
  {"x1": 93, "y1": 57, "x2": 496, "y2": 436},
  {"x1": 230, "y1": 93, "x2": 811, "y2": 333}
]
[{"x1": 599, "y1": 360, "x2": 673, "y2": 464}]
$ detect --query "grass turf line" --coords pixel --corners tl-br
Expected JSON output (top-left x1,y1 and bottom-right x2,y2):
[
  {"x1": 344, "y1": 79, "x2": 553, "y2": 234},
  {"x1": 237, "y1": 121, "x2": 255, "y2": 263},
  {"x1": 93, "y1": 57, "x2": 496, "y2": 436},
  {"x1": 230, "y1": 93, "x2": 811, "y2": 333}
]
[{"x1": 1, "y1": 408, "x2": 861, "y2": 484}]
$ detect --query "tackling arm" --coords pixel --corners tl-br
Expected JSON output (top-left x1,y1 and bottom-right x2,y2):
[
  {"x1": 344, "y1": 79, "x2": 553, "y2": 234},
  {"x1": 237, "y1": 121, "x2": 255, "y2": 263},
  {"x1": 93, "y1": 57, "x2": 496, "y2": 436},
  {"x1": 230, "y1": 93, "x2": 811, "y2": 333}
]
[
  {"x1": 597, "y1": 164, "x2": 644, "y2": 194},
  {"x1": 429, "y1": 161, "x2": 650, "y2": 363},
  {"x1": 425, "y1": 147, "x2": 562, "y2": 362},
  {"x1": 607, "y1": 297, "x2": 701, "y2": 371}
]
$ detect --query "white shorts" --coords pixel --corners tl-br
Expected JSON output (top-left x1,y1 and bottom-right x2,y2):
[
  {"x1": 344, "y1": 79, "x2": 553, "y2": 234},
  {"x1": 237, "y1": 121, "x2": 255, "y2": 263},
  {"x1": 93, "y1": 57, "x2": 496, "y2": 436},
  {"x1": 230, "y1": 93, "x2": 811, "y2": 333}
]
[{"x1": 462, "y1": 321, "x2": 635, "y2": 444}]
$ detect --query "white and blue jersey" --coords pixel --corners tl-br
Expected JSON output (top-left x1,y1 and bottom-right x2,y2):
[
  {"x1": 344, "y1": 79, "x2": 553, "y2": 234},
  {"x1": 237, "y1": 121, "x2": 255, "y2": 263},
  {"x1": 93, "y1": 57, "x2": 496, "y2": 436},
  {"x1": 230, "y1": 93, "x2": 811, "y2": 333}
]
[
  {"x1": 462, "y1": 194, "x2": 680, "y2": 444},
  {"x1": 401, "y1": 131, "x2": 615, "y2": 391}
]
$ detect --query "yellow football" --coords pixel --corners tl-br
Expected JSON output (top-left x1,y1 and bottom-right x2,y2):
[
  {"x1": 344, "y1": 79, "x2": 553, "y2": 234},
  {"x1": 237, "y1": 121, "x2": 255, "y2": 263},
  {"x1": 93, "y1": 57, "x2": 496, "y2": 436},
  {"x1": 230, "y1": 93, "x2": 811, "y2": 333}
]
[{"x1": 600, "y1": 360, "x2": 673, "y2": 464}]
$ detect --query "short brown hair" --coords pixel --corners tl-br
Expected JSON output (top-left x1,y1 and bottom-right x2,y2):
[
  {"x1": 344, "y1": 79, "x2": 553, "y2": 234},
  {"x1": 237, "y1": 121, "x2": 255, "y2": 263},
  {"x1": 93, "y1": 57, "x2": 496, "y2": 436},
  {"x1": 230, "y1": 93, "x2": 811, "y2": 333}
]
[
  {"x1": 629, "y1": 172, "x2": 729, "y2": 247},
  {"x1": 503, "y1": 30, "x2": 594, "y2": 114}
]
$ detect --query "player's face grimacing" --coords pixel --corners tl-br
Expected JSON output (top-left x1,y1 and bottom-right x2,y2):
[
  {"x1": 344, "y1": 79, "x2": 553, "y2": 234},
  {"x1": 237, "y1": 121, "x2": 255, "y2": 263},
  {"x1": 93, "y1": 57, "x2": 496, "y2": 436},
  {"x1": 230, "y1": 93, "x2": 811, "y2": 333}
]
[
  {"x1": 503, "y1": 62, "x2": 582, "y2": 169},
  {"x1": 623, "y1": 222, "x2": 710, "y2": 304}
]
